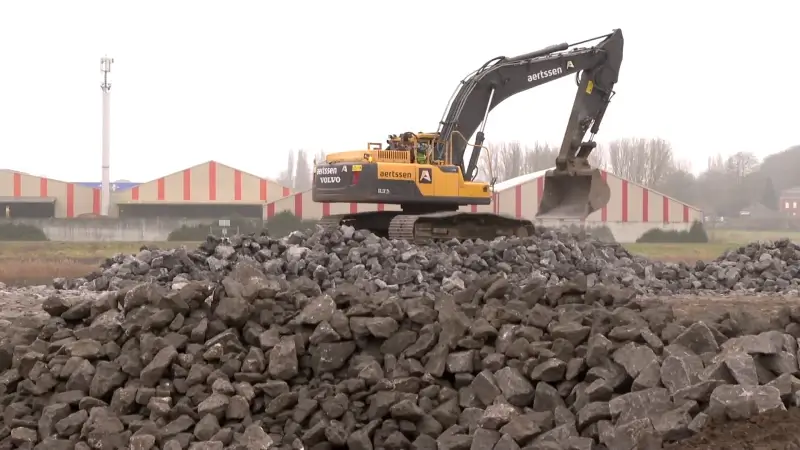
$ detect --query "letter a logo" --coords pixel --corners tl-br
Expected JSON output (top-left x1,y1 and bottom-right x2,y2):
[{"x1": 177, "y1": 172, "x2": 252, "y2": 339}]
[
  {"x1": 418, "y1": 168, "x2": 432, "y2": 184},
  {"x1": 567, "y1": 61, "x2": 574, "y2": 69}
]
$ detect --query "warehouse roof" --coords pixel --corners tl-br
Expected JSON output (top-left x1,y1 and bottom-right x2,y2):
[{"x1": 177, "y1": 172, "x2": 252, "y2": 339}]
[
  {"x1": 494, "y1": 167, "x2": 702, "y2": 211},
  {"x1": 493, "y1": 168, "x2": 552, "y2": 192}
]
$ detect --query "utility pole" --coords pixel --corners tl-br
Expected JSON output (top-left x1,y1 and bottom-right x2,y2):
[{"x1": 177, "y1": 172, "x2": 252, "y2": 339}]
[{"x1": 100, "y1": 55, "x2": 114, "y2": 216}]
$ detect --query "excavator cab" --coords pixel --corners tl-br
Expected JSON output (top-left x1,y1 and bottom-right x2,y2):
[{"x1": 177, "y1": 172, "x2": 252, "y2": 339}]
[
  {"x1": 537, "y1": 168, "x2": 610, "y2": 219},
  {"x1": 387, "y1": 132, "x2": 439, "y2": 165}
]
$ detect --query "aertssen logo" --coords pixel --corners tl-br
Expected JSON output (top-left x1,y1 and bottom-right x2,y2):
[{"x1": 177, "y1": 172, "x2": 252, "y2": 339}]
[
  {"x1": 527, "y1": 61, "x2": 573, "y2": 82},
  {"x1": 316, "y1": 167, "x2": 338, "y2": 175},
  {"x1": 379, "y1": 170, "x2": 413, "y2": 180}
]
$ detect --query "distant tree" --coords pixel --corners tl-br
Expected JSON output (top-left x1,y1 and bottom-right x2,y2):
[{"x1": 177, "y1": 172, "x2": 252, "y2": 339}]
[
  {"x1": 606, "y1": 137, "x2": 675, "y2": 187},
  {"x1": 294, "y1": 149, "x2": 312, "y2": 191},
  {"x1": 313, "y1": 150, "x2": 327, "y2": 166},
  {"x1": 707, "y1": 153, "x2": 725, "y2": 172},
  {"x1": 724, "y1": 151, "x2": 759, "y2": 183},
  {"x1": 471, "y1": 138, "x2": 800, "y2": 217},
  {"x1": 758, "y1": 145, "x2": 800, "y2": 192},
  {"x1": 521, "y1": 142, "x2": 557, "y2": 174},
  {"x1": 654, "y1": 167, "x2": 697, "y2": 205},
  {"x1": 477, "y1": 145, "x2": 501, "y2": 182},
  {"x1": 478, "y1": 140, "x2": 608, "y2": 183},
  {"x1": 760, "y1": 177, "x2": 779, "y2": 210},
  {"x1": 588, "y1": 145, "x2": 608, "y2": 170},
  {"x1": 277, "y1": 151, "x2": 296, "y2": 188},
  {"x1": 696, "y1": 153, "x2": 763, "y2": 216}
]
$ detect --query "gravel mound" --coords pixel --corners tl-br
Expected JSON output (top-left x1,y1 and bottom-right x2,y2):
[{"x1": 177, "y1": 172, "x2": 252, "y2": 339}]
[
  {"x1": 1, "y1": 227, "x2": 799, "y2": 449},
  {"x1": 57, "y1": 231, "x2": 800, "y2": 296}
]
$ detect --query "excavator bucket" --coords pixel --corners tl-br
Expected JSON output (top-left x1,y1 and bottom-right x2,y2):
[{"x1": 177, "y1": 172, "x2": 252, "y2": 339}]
[{"x1": 536, "y1": 169, "x2": 611, "y2": 220}]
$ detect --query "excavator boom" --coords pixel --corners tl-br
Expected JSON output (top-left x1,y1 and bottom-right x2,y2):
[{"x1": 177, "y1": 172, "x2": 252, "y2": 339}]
[{"x1": 438, "y1": 29, "x2": 623, "y2": 219}]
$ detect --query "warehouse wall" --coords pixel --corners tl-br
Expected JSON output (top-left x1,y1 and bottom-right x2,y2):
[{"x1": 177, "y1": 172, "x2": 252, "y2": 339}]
[
  {"x1": 493, "y1": 171, "x2": 703, "y2": 225},
  {"x1": 0, "y1": 170, "x2": 100, "y2": 218},
  {"x1": 114, "y1": 161, "x2": 291, "y2": 205},
  {"x1": 263, "y1": 180, "x2": 702, "y2": 243}
]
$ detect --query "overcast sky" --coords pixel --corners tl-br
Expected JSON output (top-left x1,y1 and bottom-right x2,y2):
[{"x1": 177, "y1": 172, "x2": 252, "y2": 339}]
[{"x1": 0, "y1": 1, "x2": 797, "y2": 183}]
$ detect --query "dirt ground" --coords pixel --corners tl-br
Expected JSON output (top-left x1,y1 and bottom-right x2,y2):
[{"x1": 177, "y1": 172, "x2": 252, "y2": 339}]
[{"x1": 667, "y1": 408, "x2": 800, "y2": 450}]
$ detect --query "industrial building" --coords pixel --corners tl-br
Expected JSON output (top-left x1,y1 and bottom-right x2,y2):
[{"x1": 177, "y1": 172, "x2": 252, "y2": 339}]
[
  {"x1": 112, "y1": 161, "x2": 291, "y2": 219},
  {"x1": 0, "y1": 160, "x2": 702, "y2": 242},
  {"x1": 0, "y1": 161, "x2": 291, "y2": 220},
  {"x1": 490, "y1": 169, "x2": 703, "y2": 242},
  {"x1": 263, "y1": 168, "x2": 703, "y2": 242},
  {"x1": 0, "y1": 169, "x2": 99, "y2": 218}
]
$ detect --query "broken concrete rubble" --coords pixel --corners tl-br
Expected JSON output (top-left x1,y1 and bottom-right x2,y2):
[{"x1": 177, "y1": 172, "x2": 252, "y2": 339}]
[{"x1": 0, "y1": 226, "x2": 799, "y2": 448}]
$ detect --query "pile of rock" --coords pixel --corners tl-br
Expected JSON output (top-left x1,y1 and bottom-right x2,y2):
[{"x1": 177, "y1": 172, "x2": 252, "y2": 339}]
[
  {"x1": 57, "y1": 229, "x2": 800, "y2": 297},
  {"x1": 0, "y1": 227, "x2": 797, "y2": 449}
]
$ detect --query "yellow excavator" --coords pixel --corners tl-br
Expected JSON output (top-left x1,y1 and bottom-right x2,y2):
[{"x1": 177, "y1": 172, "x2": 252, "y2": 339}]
[{"x1": 312, "y1": 29, "x2": 624, "y2": 242}]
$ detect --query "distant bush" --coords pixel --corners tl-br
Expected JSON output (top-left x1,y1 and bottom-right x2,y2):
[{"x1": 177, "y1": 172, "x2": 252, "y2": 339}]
[
  {"x1": 636, "y1": 220, "x2": 708, "y2": 243},
  {"x1": 166, "y1": 211, "x2": 321, "y2": 241},
  {"x1": 266, "y1": 211, "x2": 321, "y2": 238},
  {"x1": 562, "y1": 224, "x2": 617, "y2": 243},
  {"x1": 586, "y1": 225, "x2": 617, "y2": 243},
  {"x1": 0, "y1": 223, "x2": 48, "y2": 241}
]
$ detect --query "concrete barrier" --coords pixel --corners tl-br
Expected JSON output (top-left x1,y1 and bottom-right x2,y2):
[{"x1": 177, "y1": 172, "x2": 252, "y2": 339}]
[
  {"x1": 0, "y1": 217, "x2": 694, "y2": 243},
  {"x1": 535, "y1": 219, "x2": 694, "y2": 243},
  {"x1": 0, "y1": 218, "x2": 216, "y2": 242}
]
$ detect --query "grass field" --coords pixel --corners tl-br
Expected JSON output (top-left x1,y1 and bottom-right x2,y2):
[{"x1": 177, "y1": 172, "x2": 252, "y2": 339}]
[
  {"x1": 625, "y1": 229, "x2": 800, "y2": 262},
  {"x1": 0, "y1": 229, "x2": 798, "y2": 286},
  {"x1": 0, "y1": 241, "x2": 198, "y2": 286}
]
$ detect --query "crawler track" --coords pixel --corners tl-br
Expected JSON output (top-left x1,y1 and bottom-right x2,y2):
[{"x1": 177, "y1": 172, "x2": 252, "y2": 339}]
[{"x1": 317, "y1": 211, "x2": 535, "y2": 243}]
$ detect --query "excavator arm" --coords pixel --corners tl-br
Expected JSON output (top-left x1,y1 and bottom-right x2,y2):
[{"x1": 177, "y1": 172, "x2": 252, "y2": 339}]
[{"x1": 437, "y1": 30, "x2": 623, "y2": 219}]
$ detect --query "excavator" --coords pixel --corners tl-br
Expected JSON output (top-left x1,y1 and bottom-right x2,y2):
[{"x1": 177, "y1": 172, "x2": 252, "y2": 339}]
[{"x1": 311, "y1": 29, "x2": 623, "y2": 242}]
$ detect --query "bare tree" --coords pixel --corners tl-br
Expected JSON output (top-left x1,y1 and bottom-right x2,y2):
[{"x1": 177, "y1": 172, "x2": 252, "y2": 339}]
[
  {"x1": 673, "y1": 159, "x2": 692, "y2": 173},
  {"x1": 724, "y1": 151, "x2": 759, "y2": 183},
  {"x1": 606, "y1": 138, "x2": 648, "y2": 184},
  {"x1": 277, "y1": 151, "x2": 295, "y2": 188},
  {"x1": 522, "y1": 142, "x2": 557, "y2": 173},
  {"x1": 498, "y1": 141, "x2": 526, "y2": 181},
  {"x1": 477, "y1": 144, "x2": 501, "y2": 182},
  {"x1": 588, "y1": 145, "x2": 608, "y2": 170},
  {"x1": 294, "y1": 149, "x2": 312, "y2": 191},
  {"x1": 644, "y1": 138, "x2": 675, "y2": 187},
  {"x1": 707, "y1": 154, "x2": 725, "y2": 172},
  {"x1": 313, "y1": 150, "x2": 327, "y2": 166},
  {"x1": 606, "y1": 137, "x2": 675, "y2": 187}
]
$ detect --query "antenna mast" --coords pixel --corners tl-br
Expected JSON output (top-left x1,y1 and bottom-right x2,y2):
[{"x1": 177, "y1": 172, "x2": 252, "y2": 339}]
[{"x1": 100, "y1": 55, "x2": 114, "y2": 216}]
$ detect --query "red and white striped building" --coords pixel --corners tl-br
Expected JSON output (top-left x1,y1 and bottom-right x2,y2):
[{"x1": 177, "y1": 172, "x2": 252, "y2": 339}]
[
  {"x1": 490, "y1": 168, "x2": 703, "y2": 242},
  {"x1": 264, "y1": 168, "x2": 703, "y2": 242},
  {"x1": 1, "y1": 160, "x2": 703, "y2": 241},
  {"x1": 114, "y1": 161, "x2": 291, "y2": 210},
  {"x1": 0, "y1": 161, "x2": 293, "y2": 220},
  {"x1": 0, "y1": 169, "x2": 99, "y2": 218}
]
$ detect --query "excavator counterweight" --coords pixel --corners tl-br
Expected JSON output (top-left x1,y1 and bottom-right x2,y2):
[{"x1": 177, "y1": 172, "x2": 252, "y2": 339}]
[{"x1": 311, "y1": 29, "x2": 624, "y2": 242}]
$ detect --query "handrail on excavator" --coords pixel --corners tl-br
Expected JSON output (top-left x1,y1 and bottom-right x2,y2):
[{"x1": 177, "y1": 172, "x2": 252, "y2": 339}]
[{"x1": 449, "y1": 131, "x2": 497, "y2": 190}]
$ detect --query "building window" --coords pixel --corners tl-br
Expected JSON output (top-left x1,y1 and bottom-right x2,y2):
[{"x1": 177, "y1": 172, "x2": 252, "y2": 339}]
[
  {"x1": 786, "y1": 201, "x2": 791, "y2": 209},
  {"x1": 794, "y1": 202, "x2": 797, "y2": 209}
]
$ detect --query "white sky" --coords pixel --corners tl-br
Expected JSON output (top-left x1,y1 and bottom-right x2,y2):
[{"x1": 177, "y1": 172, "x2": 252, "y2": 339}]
[{"x1": 0, "y1": 1, "x2": 797, "y2": 183}]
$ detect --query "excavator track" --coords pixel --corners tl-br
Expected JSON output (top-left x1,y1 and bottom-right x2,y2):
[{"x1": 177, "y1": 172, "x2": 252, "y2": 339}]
[{"x1": 316, "y1": 211, "x2": 535, "y2": 244}]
